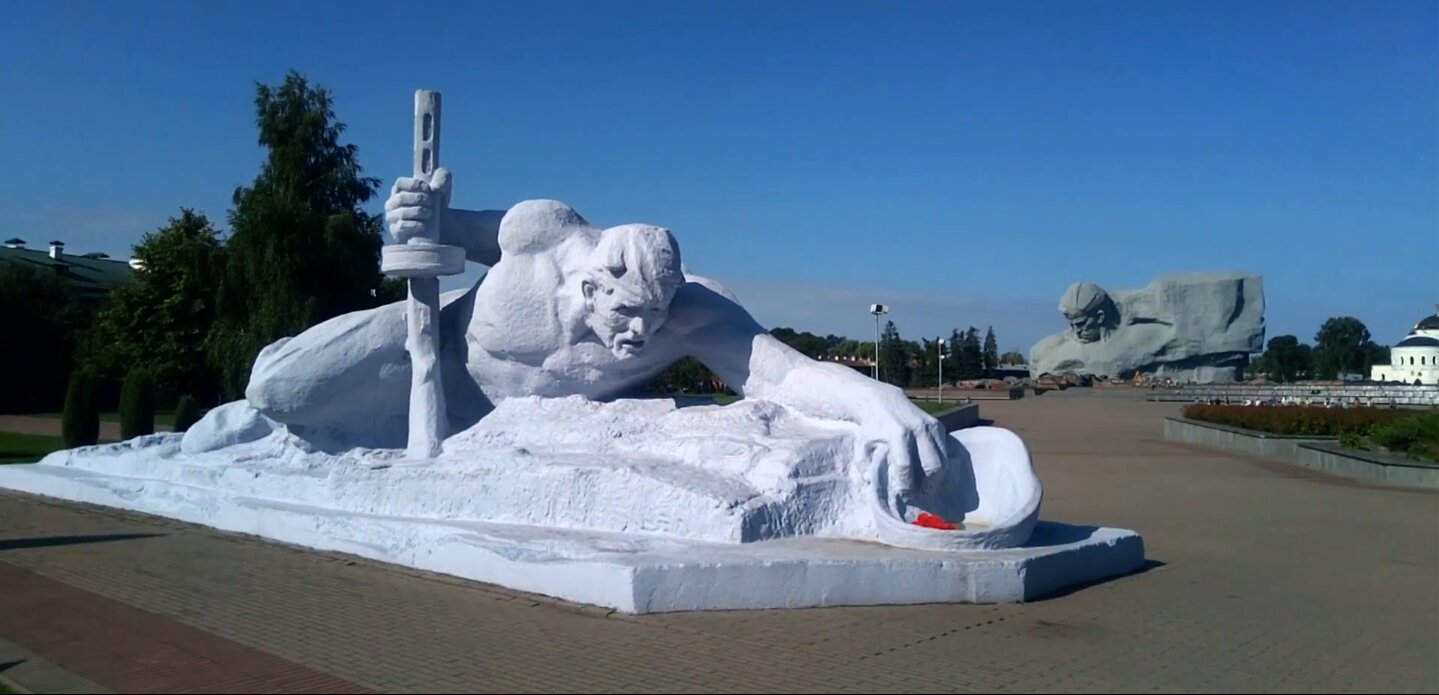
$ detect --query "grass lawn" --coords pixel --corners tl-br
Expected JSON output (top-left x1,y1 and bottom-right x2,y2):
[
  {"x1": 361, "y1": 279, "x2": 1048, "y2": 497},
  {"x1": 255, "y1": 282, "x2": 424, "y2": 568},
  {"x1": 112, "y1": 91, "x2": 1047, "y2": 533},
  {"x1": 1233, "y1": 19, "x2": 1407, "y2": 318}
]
[
  {"x1": 913, "y1": 399, "x2": 962, "y2": 414},
  {"x1": 0, "y1": 431, "x2": 65, "y2": 464},
  {"x1": 36, "y1": 410, "x2": 175, "y2": 424}
]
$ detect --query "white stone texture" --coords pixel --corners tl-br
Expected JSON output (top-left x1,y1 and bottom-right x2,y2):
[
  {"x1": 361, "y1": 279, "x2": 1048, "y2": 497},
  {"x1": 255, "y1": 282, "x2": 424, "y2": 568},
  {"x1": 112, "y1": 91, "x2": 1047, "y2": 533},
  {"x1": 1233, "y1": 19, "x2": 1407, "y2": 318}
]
[{"x1": 0, "y1": 399, "x2": 1142, "y2": 612}]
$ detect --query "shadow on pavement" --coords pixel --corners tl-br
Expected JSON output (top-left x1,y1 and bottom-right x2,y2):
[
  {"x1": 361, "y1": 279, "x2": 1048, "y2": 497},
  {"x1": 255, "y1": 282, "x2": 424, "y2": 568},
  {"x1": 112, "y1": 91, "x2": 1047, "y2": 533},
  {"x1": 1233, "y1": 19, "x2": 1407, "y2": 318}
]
[{"x1": 0, "y1": 533, "x2": 164, "y2": 552}]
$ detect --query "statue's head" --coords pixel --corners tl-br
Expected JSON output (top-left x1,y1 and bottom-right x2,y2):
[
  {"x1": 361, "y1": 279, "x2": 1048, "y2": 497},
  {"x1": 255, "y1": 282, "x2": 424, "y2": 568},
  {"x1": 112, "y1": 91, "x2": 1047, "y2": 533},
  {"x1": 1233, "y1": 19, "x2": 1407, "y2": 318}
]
[
  {"x1": 1059, "y1": 281, "x2": 1117, "y2": 343},
  {"x1": 582, "y1": 224, "x2": 685, "y2": 358}
]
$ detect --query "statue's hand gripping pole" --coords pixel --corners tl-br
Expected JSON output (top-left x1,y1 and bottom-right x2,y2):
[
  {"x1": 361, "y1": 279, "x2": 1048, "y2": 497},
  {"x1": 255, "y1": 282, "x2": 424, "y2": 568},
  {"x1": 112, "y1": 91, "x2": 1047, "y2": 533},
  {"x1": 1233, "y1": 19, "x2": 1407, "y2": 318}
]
[{"x1": 380, "y1": 89, "x2": 465, "y2": 459}]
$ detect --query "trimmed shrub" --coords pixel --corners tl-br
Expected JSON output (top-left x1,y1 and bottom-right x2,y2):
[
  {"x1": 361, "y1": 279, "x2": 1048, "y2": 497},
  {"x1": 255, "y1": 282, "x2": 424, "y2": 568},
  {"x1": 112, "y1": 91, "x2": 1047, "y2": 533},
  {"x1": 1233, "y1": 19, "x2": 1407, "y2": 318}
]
[
  {"x1": 61, "y1": 371, "x2": 100, "y2": 448},
  {"x1": 1365, "y1": 412, "x2": 1439, "y2": 463},
  {"x1": 1185, "y1": 404, "x2": 1439, "y2": 462},
  {"x1": 1337, "y1": 429, "x2": 1364, "y2": 450},
  {"x1": 1182, "y1": 404, "x2": 1420, "y2": 438},
  {"x1": 119, "y1": 369, "x2": 156, "y2": 440},
  {"x1": 172, "y1": 394, "x2": 203, "y2": 432}
]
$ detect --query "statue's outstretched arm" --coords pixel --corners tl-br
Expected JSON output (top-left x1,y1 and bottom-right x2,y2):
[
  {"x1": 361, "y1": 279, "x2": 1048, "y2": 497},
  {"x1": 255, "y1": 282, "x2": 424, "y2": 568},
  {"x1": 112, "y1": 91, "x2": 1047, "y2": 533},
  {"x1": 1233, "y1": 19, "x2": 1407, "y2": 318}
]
[
  {"x1": 443, "y1": 208, "x2": 505, "y2": 266},
  {"x1": 670, "y1": 282, "x2": 857, "y2": 416},
  {"x1": 669, "y1": 279, "x2": 949, "y2": 505}
]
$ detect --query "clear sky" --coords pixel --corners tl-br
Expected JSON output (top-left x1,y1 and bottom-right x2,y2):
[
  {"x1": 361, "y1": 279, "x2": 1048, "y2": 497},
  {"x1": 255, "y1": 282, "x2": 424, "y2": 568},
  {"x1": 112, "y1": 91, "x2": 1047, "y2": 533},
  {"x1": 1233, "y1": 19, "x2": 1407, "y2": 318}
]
[{"x1": 2, "y1": 0, "x2": 1435, "y2": 355}]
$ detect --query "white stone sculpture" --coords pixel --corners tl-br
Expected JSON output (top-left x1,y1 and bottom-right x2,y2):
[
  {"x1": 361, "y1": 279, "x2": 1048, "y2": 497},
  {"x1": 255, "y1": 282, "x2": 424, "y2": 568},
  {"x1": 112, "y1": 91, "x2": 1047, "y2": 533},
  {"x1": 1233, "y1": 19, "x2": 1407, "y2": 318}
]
[
  {"x1": 380, "y1": 89, "x2": 465, "y2": 460},
  {"x1": 0, "y1": 91, "x2": 1144, "y2": 613},
  {"x1": 1030, "y1": 272, "x2": 1266, "y2": 384}
]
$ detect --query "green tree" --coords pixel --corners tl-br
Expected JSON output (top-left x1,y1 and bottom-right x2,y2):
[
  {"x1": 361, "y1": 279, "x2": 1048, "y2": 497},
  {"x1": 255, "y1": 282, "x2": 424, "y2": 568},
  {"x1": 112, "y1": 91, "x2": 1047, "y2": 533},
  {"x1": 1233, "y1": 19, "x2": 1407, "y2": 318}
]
[
  {"x1": 912, "y1": 337, "x2": 940, "y2": 387},
  {"x1": 957, "y1": 327, "x2": 983, "y2": 379},
  {"x1": 376, "y1": 276, "x2": 408, "y2": 305},
  {"x1": 830, "y1": 338, "x2": 865, "y2": 359},
  {"x1": 769, "y1": 327, "x2": 829, "y2": 359},
  {"x1": 209, "y1": 70, "x2": 392, "y2": 398},
  {"x1": 1313, "y1": 316, "x2": 1373, "y2": 380},
  {"x1": 999, "y1": 350, "x2": 1025, "y2": 366},
  {"x1": 1259, "y1": 335, "x2": 1313, "y2": 383},
  {"x1": 835, "y1": 339, "x2": 876, "y2": 362},
  {"x1": 61, "y1": 371, "x2": 100, "y2": 448},
  {"x1": 647, "y1": 357, "x2": 729, "y2": 395},
  {"x1": 944, "y1": 329, "x2": 963, "y2": 378},
  {"x1": 0, "y1": 263, "x2": 90, "y2": 413},
  {"x1": 80, "y1": 209, "x2": 224, "y2": 402},
  {"x1": 982, "y1": 327, "x2": 999, "y2": 375},
  {"x1": 119, "y1": 369, "x2": 156, "y2": 440},
  {"x1": 172, "y1": 394, "x2": 204, "y2": 432},
  {"x1": 1367, "y1": 343, "x2": 1390, "y2": 374},
  {"x1": 878, "y1": 320, "x2": 910, "y2": 387}
]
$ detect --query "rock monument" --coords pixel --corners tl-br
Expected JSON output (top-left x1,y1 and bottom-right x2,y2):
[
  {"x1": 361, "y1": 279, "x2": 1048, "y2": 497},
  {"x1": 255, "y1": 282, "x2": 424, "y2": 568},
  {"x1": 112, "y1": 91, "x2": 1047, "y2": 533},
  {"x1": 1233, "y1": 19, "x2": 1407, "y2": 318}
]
[
  {"x1": 1029, "y1": 272, "x2": 1265, "y2": 383},
  {"x1": 0, "y1": 90, "x2": 1145, "y2": 613}
]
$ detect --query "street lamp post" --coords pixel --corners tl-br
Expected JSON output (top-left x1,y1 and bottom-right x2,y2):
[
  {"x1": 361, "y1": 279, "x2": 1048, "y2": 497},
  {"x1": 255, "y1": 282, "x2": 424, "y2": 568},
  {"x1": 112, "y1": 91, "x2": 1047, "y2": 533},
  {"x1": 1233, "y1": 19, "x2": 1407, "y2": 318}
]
[
  {"x1": 869, "y1": 304, "x2": 889, "y2": 381},
  {"x1": 938, "y1": 336, "x2": 948, "y2": 406}
]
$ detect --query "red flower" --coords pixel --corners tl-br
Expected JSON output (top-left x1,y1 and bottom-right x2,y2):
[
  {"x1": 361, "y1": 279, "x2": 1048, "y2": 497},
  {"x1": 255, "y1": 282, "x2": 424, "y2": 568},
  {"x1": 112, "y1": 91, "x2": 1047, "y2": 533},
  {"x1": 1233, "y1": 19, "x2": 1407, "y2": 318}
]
[{"x1": 913, "y1": 511, "x2": 956, "y2": 530}]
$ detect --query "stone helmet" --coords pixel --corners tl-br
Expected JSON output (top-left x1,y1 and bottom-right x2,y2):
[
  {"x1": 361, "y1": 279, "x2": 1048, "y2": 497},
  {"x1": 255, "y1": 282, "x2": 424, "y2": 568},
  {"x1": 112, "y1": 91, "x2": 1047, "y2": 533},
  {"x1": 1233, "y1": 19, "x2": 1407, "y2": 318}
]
[{"x1": 1059, "y1": 281, "x2": 1115, "y2": 343}]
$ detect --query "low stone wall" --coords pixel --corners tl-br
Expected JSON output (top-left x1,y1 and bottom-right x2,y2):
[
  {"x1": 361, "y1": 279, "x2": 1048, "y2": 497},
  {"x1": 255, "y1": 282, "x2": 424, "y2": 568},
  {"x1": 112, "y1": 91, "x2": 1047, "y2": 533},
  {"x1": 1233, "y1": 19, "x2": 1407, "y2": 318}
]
[
  {"x1": 1163, "y1": 417, "x2": 1437, "y2": 490},
  {"x1": 1162, "y1": 417, "x2": 1333, "y2": 460},
  {"x1": 907, "y1": 386, "x2": 1025, "y2": 401},
  {"x1": 935, "y1": 403, "x2": 980, "y2": 432},
  {"x1": 1297, "y1": 443, "x2": 1439, "y2": 490}
]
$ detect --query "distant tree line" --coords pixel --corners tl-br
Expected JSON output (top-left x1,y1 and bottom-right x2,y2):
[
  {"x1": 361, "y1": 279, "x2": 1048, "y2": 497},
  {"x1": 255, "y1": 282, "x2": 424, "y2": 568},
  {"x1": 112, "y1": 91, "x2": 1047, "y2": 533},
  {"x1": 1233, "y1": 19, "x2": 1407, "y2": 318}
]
[
  {"x1": 648, "y1": 322, "x2": 1023, "y2": 394},
  {"x1": 873, "y1": 322, "x2": 1009, "y2": 388},
  {"x1": 1251, "y1": 316, "x2": 1392, "y2": 383},
  {"x1": 0, "y1": 71, "x2": 403, "y2": 444}
]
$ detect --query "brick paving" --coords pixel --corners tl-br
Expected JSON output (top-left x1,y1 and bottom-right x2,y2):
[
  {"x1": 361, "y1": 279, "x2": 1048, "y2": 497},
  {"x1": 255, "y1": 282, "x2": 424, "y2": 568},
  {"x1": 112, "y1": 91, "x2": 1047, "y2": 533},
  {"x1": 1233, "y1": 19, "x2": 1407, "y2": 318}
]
[
  {"x1": 0, "y1": 562, "x2": 369, "y2": 693},
  {"x1": 0, "y1": 634, "x2": 112, "y2": 694},
  {"x1": 0, "y1": 391, "x2": 1435, "y2": 693}
]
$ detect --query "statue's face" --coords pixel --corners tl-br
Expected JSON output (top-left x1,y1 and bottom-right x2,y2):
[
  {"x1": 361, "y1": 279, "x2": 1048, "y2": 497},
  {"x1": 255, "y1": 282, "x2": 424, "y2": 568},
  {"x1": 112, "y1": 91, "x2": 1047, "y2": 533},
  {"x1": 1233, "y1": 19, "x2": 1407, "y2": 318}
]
[
  {"x1": 583, "y1": 277, "x2": 673, "y2": 358},
  {"x1": 1066, "y1": 308, "x2": 1106, "y2": 343}
]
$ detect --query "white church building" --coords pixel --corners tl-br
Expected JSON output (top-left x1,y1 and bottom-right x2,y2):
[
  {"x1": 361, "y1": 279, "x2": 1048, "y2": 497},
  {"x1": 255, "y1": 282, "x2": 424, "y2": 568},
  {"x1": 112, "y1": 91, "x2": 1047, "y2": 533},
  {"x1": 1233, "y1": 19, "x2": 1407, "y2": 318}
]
[{"x1": 1370, "y1": 307, "x2": 1439, "y2": 385}]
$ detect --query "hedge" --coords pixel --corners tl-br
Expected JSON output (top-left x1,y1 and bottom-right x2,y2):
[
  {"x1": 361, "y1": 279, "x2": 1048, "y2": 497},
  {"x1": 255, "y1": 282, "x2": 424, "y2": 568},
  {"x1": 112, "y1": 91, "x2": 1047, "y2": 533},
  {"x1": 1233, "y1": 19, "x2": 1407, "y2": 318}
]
[
  {"x1": 1181, "y1": 404, "x2": 1420, "y2": 437},
  {"x1": 1184, "y1": 404, "x2": 1438, "y2": 462}
]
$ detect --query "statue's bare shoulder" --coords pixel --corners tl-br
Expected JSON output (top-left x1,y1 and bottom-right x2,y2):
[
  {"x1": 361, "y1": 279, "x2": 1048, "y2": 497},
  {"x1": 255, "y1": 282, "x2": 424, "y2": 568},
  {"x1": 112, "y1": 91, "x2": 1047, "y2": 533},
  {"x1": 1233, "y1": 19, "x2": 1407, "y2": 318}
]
[
  {"x1": 496, "y1": 200, "x2": 597, "y2": 257},
  {"x1": 466, "y1": 201, "x2": 595, "y2": 359}
]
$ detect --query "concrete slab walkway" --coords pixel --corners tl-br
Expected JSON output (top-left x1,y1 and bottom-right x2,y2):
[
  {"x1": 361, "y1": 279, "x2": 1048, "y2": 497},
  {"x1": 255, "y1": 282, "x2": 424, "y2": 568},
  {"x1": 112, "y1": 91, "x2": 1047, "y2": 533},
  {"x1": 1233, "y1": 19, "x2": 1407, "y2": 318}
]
[{"x1": 0, "y1": 392, "x2": 1434, "y2": 693}]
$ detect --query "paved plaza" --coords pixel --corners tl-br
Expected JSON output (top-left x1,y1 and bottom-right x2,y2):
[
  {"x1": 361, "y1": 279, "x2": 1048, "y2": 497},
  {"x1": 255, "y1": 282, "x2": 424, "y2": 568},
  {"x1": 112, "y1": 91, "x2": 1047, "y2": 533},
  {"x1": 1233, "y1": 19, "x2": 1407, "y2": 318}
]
[{"x1": 0, "y1": 392, "x2": 1434, "y2": 693}]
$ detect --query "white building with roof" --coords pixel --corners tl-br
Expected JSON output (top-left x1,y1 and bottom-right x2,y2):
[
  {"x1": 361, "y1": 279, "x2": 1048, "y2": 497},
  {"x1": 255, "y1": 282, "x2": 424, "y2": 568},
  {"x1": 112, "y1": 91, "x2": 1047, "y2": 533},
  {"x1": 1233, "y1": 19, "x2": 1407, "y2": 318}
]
[{"x1": 1370, "y1": 307, "x2": 1439, "y2": 385}]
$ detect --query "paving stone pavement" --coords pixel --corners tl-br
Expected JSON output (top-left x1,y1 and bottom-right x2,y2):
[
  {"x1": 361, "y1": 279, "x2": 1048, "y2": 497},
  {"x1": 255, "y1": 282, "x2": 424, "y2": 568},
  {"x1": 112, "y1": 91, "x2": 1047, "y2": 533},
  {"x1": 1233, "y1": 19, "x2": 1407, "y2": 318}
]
[
  {"x1": 0, "y1": 393, "x2": 1435, "y2": 693},
  {"x1": 0, "y1": 634, "x2": 113, "y2": 694}
]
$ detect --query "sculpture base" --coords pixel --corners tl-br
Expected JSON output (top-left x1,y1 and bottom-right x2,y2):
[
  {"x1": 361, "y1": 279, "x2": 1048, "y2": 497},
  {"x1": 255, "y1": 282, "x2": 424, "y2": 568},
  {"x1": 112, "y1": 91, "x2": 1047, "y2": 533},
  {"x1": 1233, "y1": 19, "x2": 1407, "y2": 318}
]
[
  {"x1": 161, "y1": 397, "x2": 1047, "y2": 552},
  {"x1": 0, "y1": 461, "x2": 1144, "y2": 613}
]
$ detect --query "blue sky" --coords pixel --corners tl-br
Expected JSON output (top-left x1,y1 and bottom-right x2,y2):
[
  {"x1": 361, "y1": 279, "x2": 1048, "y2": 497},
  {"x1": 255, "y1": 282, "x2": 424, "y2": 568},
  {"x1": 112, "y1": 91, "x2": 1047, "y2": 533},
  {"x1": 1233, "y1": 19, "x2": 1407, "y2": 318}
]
[{"x1": 2, "y1": 0, "x2": 1435, "y2": 354}]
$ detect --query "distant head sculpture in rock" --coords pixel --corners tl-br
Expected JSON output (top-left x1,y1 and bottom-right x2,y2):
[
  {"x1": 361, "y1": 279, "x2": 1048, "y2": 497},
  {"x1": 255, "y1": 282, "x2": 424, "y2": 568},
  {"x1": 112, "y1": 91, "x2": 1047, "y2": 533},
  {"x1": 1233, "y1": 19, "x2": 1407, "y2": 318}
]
[
  {"x1": 1059, "y1": 281, "x2": 1118, "y2": 344},
  {"x1": 1031, "y1": 273, "x2": 1265, "y2": 384}
]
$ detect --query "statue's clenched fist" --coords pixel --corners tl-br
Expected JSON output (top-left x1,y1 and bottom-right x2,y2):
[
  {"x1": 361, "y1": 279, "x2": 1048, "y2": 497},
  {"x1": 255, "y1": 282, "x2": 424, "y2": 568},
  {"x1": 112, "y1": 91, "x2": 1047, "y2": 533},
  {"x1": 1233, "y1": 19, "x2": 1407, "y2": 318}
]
[{"x1": 385, "y1": 168, "x2": 451, "y2": 244}]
